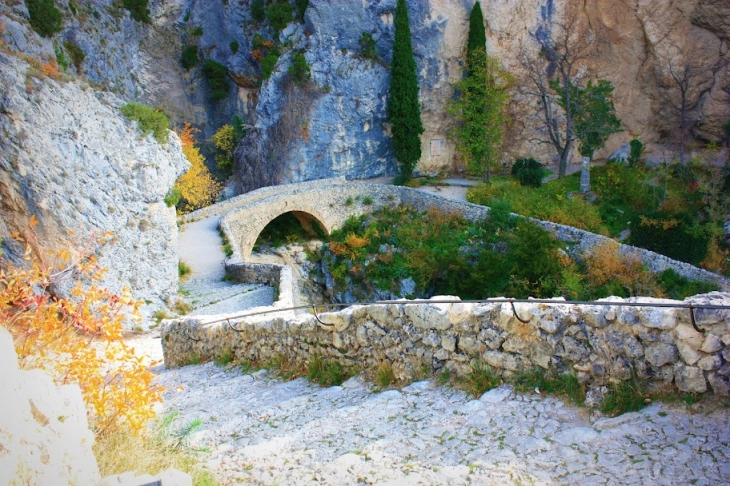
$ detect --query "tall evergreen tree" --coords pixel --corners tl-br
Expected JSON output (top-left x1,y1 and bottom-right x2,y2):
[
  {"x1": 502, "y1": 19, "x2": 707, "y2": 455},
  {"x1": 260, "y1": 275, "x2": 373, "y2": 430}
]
[
  {"x1": 388, "y1": 0, "x2": 424, "y2": 184},
  {"x1": 466, "y1": 1, "x2": 486, "y2": 68},
  {"x1": 448, "y1": 1, "x2": 512, "y2": 181}
]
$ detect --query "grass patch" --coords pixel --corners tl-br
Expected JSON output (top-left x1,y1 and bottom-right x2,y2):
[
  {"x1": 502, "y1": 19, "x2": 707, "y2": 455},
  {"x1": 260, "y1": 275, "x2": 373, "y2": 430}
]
[
  {"x1": 121, "y1": 103, "x2": 169, "y2": 143},
  {"x1": 600, "y1": 376, "x2": 648, "y2": 416},
  {"x1": 153, "y1": 309, "x2": 171, "y2": 325},
  {"x1": 214, "y1": 350, "x2": 233, "y2": 367},
  {"x1": 458, "y1": 361, "x2": 501, "y2": 398},
  {"x1": 511, "y1": 368, "x2": 586, "y2": 404},
  {"x1": 307, "y1": 355, "x2": 350, "y2": 386},
  {"x1": 178, "y1": 261, "x2": 192, "y2": 279},
  {"x1": 374, "y1": 361, "x2": 395, "y2": 389},
  {"x1": 94, "y1": 411, "x2": 219, "y2": 486}
]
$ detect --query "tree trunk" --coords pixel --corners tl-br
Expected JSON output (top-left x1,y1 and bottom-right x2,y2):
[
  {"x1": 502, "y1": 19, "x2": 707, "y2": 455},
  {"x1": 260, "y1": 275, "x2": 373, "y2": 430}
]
[{"x1": 579, "y1": 156, "x2": 591, "y2": 194}]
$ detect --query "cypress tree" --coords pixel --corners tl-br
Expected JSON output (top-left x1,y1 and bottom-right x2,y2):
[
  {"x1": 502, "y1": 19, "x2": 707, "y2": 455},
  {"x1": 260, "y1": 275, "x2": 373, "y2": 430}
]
[
  {"x1": 466, "y1": 2, "x2": 486, "y2": 65},
  {"x1": 388, "y1": 0, "x2": 423, "y2": 184}
]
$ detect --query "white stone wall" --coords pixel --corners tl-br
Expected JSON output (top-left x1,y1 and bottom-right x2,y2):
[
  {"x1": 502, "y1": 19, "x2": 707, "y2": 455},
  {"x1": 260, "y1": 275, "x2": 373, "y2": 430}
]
[{"x1": 161, "y1": 293, "x2": 730, "y2": 397}]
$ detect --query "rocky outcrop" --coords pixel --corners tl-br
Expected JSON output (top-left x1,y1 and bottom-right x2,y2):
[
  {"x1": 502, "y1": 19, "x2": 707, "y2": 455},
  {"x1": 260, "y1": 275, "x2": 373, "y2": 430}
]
[{"x1": 0, "y1": 53, "x2": 188, "y2": 305}]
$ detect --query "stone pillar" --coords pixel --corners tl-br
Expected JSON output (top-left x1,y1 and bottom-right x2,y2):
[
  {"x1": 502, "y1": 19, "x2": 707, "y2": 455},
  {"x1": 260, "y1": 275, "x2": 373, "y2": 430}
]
[{"x1": 579, "y1": 156, "x2": 591, "y2": 194}]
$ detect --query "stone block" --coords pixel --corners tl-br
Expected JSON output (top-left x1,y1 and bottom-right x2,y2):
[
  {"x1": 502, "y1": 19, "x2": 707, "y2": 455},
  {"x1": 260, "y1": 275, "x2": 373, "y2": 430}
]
[
  {"x1": 674, "y1": 365, "x2": 707, "y2": 393},
  {"x1": 457, "y1": 335, "x2": 483, "y2": 357},
  {"x1": 675, "y1": 324, "x2": 703, "y2": 348},
  {"x1": 441, "y1": 335, "x2": 456, "y2": 352},
  {"x1": 479, "y1": 328, "x2": 504, "y2": 350},
  {"x1": 404, "y1": 304, "x2": 451, "y2": 331},
  {"x1": 561, "y1": 335, "x2": 590, "y2": 362},
  {"x1": 697, "y1": 354, "x2": 722, "y2": 371},
  {"x1": 700, "y1": 334, "x2": 722, "y2": 354},
  {"x1": 482, "y1": 351, "x2": 521, "y2": 371},
  {"x1": 707, "y1": 372, "x2": 730, "y2": 396},
  {"x1": 644, "y1": 343, "x2": 677, "y2": 367},
  {"x1": 676, "y1": 341, "x2": 702, "y2": 366}
]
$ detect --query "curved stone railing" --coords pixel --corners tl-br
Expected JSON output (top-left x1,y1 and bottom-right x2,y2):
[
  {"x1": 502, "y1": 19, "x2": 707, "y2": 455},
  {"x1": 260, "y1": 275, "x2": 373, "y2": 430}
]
[{"x1": 161, "y1": 293, "x2": 730, "y2": 397}]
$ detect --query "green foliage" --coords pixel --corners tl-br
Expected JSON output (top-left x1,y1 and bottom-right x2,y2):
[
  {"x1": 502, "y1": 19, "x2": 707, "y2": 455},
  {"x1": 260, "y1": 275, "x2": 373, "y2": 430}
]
[
  {"x1": 178, "y1": 261, "x2": 192, "y2": 279},
  {"x1": 506, "y1": 222, "x2": 565, "y2": 298},
  {"x1": 374, "y1": 361, "x2": 395, "y2": 388},
  {"x1": 229, "y1": 40, "x2": 239, "y2": 54},
  {"x1": 63, "y1": 40, "x2": 85, "y2": 72},
  {"x1": 120, "y1": 103, "x2": 170, "y2": 143},
  {"x1": 27, "y1": 0, "x2": 63, "y2": 37},
  {"x1": 307, "y1": 356, "x2": 349, "y2": 387},
  {"x1": 181, "y1": 45, "x2": 199, "y2": 70},
  {"x1": 449, "y1": 49, "x2": 512, "y2": 181},
  {"x1": 55, "y1": 45, "x2": 68, "y2": 71},
  {"x1": 628, "y1": 138, "x2": 644, "y2": 167},
  {"x1": 183, "y1": 10, "x2": 190, "y2": 22},
  {"x1": 459, "y1": 361, "x2": 500, "y2": 397},
  {"x1": 210, "y1": 123, "x2": 243, "y2": 176},
  {"x1": 657, "y1": 269, "x2": 718, "y2": 300},
  {"x1": 629, "y1": 211, "x2": 711, "y2": 266},
  {"x1": 266, "y1": 0, "x2": 293, "y2": 31},
  {"x1": 232, "y1": 115, "x2": 247, "y2": 140},
  {"x1": 164, "y1": 188, "x2": 182, "y2": 208},
  {"x1": 510, "y1": 157, "x2": 544, "y2": 188},
  {"x1": 254, "y1": 212, "x2": 324, "y2": 250},
  {"x1": 388, "y1": 0, "x2": 424, "y2": 183},
  {"x1": 288, "y1": 50, "x2": 310, "y2": 86},
  {"x1": 122, "y1": 0, "x2": 151, "y2": 23},
  {"x1": 566, "y1": 79, "x2": 622, "y2": 159},
  {"x1": 466, "y1": 2, "x2": 486, "y2": 73},
  {"x1": 295, "y1": 0, "x2": 308, "y2": 22},
  {"x1": 358, "y1": 32, "x2": 379, "y2": 62},
  {"x1": 202, "y1": 59, "x2": 230, "y2": 102},
  {"x1": 251, "y1": 0, "x2": 266, "y2": 22},
  {"x1": 600, "y1": 376, "x2": 648, "y2": 416},
  {"x1": 192, "y1": 26, "x2": 204, "y2": 36},
  {"x1": 260, "y1": 48, "x2": 281, "y2": 80},
  {"x1": 511, "y1": 368, "x2": 586, "y2": 404},
  {"x1": 214, "y1": 351, "x2": 233, "y2": 367}
]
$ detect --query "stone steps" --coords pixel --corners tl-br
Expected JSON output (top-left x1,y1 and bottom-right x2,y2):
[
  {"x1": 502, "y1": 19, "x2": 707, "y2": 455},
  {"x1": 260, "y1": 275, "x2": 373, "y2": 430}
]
[{"x1": 180, "y1": 271, "x2": 274, "y2": 316}]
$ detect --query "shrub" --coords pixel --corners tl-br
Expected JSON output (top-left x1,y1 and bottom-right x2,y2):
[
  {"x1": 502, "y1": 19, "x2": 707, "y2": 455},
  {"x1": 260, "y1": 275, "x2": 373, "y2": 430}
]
[
  {"x1": 288, "y1": 50, "x2": 310, "y2": 86},
  {"x1": 374, "y1": 361, "x2": 395, "y2": 388},
  {"x1": 122, "y1": 0, "x2": 151, "y2": 23},
  {"x1": 1, "y1": 221, "x2": 161, "y2": 434},
  {"x1": 172, "y1": 124, "x2": 221, "y2": 213},
  {"x1": 511, "y1": 157, "x2": 544, "y2": 187},
  {"x1": 600, "y1": 376, "x2": 648, "y2": 416},
  {"x1": 506, "y1": 221, "x2": 565, "y2": 298},
  {"x1": 63, "y1": 40, "x2": 85, "y2": 72},
  {"x1": 358, "y1": 31, "x2": 379, "y2": 61},
  {"x1": 260, "y1": 49, "x2": 280, "y2": 80},
  {"x1": 307, "y1": 356, "x2": 349, "y2": 386},
  {"x1": 266, "y1": 0, "x2": 293, "y2": 31},
  {"x1": 627, "y1": 138, "x2": 643, "y2": 167},
  {"x1": 629, "y1": 211, "x2": 711, "y2": 266},
  {"x1": 229, "y1": 40, "x2": 239, "y2": 53},
  {"x1": 180, "y1": 45, "x2": 199, "y2": 70},
  {"x1": 459, "y1": 361, "x2": 500, "y2": 397},
  {"x1": 55, "y1": 44, "x2": 68, "y2": 71},
  {"x1": 295, "y1": 0, "x2": 308, "y2": 21},
  {"x1": 251, "y1": 0, "x2": 266, "y2": 22},
  {"x1": 657, "y1": 268, "x2": 718, "y2": 300},
  {"x1": 202, "y1": 59, "x2": 230, "y2": 102},
  {"x1": 192, "y1": 26, "x2": 204, "y2": 36},
  {"x1": 164, "y1": 188, "x2": 182, "y2": 207},
  {"x1": 583, "y1": 240, "x2": 661, "y2": 298},
  {"x1": 211, "y1": 124, "x2": 237, "y2": 175},
  {"x1": 27, "y1": 0, "x2": 63, "y2": 37},
  {"x1": 120, "y1": 103, "x2": 170, "y2": 143},
  {"x1": 178, "y1": 260, "x2": 192, "y2": 279}
]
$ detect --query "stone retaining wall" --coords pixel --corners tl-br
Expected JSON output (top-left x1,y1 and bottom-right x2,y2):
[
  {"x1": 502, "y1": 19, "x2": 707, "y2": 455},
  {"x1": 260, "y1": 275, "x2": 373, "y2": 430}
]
[{"x1": 161, "y1": 293, "x2": 730, "y2": 397}]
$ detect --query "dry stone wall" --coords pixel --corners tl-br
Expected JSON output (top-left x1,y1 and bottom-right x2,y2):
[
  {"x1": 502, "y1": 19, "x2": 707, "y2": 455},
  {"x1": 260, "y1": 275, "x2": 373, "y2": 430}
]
[{"x1": 161, "y1": 293, "x2": 730, "y2": 397}]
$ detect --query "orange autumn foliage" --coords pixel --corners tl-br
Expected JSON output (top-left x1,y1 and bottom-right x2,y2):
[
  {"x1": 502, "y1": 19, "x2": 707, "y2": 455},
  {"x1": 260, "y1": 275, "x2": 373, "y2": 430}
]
[
  {"x1": 584, "y1": 240, "x2": 662, "y2": 297},
  {"x1": 0, "y1": 218, "x2": 162, "y2": 435},
  {"x1": 173, "y1": 123, "x2": 221, "y2": 214}
]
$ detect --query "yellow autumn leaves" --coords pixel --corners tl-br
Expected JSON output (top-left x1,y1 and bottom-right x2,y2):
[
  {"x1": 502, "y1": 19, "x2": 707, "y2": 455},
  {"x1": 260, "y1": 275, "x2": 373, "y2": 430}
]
[{"x1": 172, "y1": 123, "x2": 221, "y2": 214}]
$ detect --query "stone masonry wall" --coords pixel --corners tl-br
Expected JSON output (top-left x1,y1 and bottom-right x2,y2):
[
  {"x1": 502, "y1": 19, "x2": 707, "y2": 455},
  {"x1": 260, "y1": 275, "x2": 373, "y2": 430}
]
[{"x1": 161, "y1": 293, "x2": 730, "y2": 397}]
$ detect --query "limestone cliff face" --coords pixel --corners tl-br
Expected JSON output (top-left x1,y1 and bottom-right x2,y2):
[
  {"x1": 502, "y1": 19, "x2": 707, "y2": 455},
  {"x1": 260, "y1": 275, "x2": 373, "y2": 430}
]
[{"x1": 0, "y1": 53, "x2": 188, "y2": 303}]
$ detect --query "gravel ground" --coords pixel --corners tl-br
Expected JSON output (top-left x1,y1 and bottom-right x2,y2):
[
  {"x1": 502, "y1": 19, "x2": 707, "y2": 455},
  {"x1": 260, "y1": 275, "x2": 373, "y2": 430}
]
[{"x1": 128, "y1": 336, "x2": 730, "y2": 486}]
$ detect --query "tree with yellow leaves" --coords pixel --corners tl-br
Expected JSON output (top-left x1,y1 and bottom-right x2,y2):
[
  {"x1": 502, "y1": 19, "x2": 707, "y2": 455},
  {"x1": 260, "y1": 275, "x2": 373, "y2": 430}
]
[
  {"x1": 172, "y1": 123, "x2": 221, "y2": 214},
  {"x1": 0, "y1": 218, "x2": 162, "y2": 434}
]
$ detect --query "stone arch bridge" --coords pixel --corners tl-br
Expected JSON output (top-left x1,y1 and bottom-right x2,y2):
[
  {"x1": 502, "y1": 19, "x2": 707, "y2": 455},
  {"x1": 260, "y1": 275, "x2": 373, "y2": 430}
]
[{"x1": 181, "y1": 178, "x2": 729, "y2": 289}]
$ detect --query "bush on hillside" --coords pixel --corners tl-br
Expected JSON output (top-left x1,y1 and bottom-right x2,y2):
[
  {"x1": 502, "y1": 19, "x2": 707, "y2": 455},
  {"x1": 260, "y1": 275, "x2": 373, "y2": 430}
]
[
  {"x1": 27, "y1": 0, "x2": 63, "y2": 37},
  {"x1": 288, "y1": 50, "x2": 310, "y2": 86},
  {"x1": 511, "y1": 157, "x2": 544, "y2": 188},
  {"x1": 202, "y1": 59, "x2": 230, "y2": 101},
  {"x1": 180, "y1": 45, "x2": 199, "y2": 70},
  {"x1": 260, "y1": 48, "x2": 281, "y2": 80},
  {"x1": 120, "y1": 103, "x2": 169, "y2": 143},
  {"x1": 63, "y1": 40, "x2": 85, "y2": 72},
  {"x1": 251, "y1": 0, "x2": 266, "y2": 22},
  {"x1": 358, "y1": 32, "x2": 379, "y2": 62},
  {"x1": 629, "y1": 211, "x2": 711, "y2": 266},
  {"x1": 266, "y1": 0, "x2": 293, "y2": 31},
  {"x1": 295, "y1": 0, "x2": 308, "y2": 22},
  {"x1": 122, "y1": 0, "x2": 151, "y2": 23}
]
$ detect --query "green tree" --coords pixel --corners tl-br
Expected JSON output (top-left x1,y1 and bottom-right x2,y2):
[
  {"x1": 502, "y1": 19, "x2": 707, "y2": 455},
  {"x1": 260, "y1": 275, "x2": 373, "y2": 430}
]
[
  {"x1": 211, "y1": 124, "x2": 237, "y2": 175},
  {"x1": 202, "y1": 59, "x2": 230, "y2": 102},
  {"x1": 295, "y1": 0, "x2": 308, "y2": 22},
  {"x1": 122, "y1": 0, "x2": 151, "y2": 23},
  {"x1": 466, "y1": 1, "x2": 486, "y2": 72},
  {"x1": 266, "y1": 0, "x2": 293, "y2": 31},
  {"x1": 251, "y1": 0, "x2": 266, "y2": 22},
  {"x1": 288, "y1": 50, "x2": 310, "y2": 86},
  {"x1": 388, "y1": 0, "x2": 423, "y2": 184},
  {"x1": 26, "y1": 0, "x2": 62, "y2": 37}
]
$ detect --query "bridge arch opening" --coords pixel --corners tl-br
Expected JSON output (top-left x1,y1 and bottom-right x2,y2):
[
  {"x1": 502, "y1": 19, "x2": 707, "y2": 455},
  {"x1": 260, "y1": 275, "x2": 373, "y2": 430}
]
[{"x1": 252, "y1": 211, "x2": 329, "y2": 252}]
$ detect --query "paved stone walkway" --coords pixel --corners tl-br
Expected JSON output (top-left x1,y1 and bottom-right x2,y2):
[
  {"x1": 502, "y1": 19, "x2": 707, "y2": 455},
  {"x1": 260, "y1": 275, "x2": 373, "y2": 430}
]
[{"x1": 144, "y1": 342, "x2": 730, "y2": 486}]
